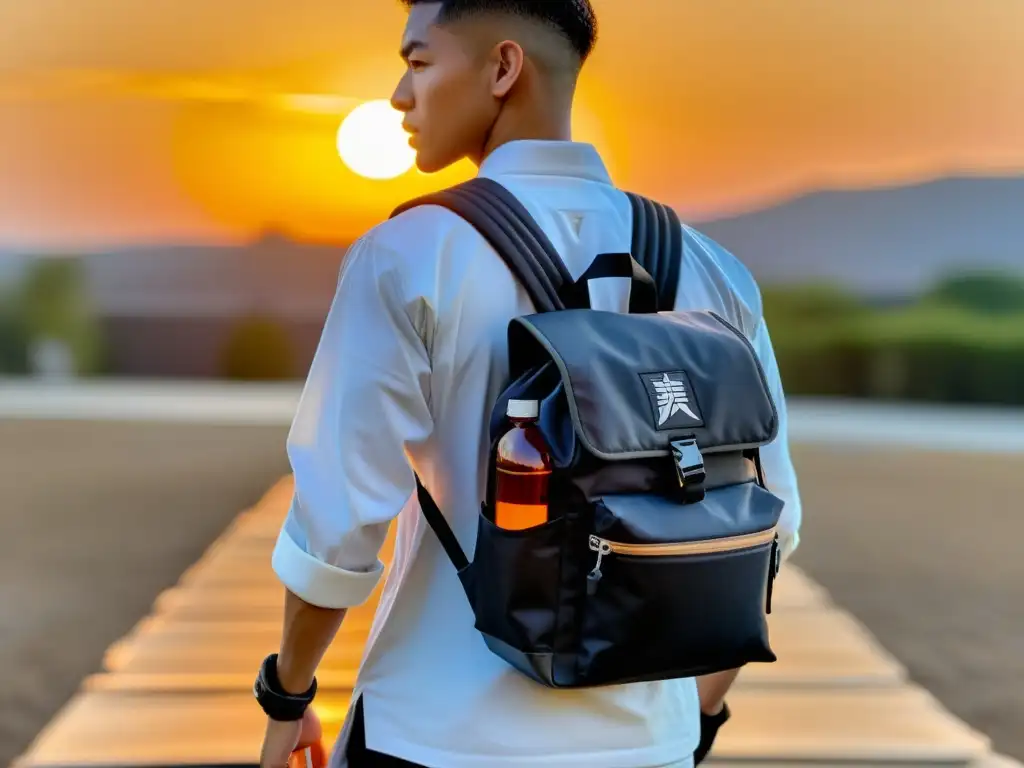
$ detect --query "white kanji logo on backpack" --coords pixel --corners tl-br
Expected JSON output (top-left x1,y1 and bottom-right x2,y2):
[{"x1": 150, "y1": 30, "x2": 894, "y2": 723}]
[{"x1": 651, "y1": 373, "x2": 700, "y2": 425}]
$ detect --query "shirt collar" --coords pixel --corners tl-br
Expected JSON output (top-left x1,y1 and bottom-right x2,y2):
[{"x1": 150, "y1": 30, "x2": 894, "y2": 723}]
[{"x1": 477, "y1": 140, "x2": 613, "y2": 185}]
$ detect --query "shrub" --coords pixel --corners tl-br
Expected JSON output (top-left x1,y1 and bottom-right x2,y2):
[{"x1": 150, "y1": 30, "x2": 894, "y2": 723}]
[
  {"x1": 761, "y1": 282, "x2": 866, "y2": 331},
  {"x1": 221, "y1": 314, "x2": 297, "y2": 380},
  {"x1": 17, "y1": 257, "x2": 105, "y2": 376},
  {"x1": 0, "y1": 296, "x2": 29, "y2": 374},
  {"x1": 770, "y1": 304, "x2": 1024, "y2": 406},
  {"x1": 922, "y1": 271, "x2": 1024, "y2": 316}
]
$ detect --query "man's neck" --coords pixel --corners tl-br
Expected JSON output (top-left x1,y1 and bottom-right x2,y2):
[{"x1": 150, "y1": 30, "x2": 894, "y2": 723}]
[{"x1": 475, "y1": 100, "x2": 574, "y2": 167}]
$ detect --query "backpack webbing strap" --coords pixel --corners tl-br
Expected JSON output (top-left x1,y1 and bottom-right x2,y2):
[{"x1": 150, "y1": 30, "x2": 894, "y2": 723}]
[
  {"x1": 625, "y1": 192, "x2": 683, "y2": 311},
  {"x1": 393, "y1": 177, "x2": 576, "y2": 574},
  {"x1": 392, "y1": 177, "x2": 572, "y2": 314},
  {"x1": 414, "y1": 477, "x2": 468, "y2": 572}
]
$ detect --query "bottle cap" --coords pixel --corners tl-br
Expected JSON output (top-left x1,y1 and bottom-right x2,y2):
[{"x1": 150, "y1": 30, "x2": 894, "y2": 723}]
[{"x1": 506, "y1": 399, "x2": 539, "y2": 420}]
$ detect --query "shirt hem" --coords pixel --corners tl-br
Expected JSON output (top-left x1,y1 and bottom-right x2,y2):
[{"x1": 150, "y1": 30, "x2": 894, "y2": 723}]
[{"x1": 361, "y1": 731, "x2": 697, "y2": 768}]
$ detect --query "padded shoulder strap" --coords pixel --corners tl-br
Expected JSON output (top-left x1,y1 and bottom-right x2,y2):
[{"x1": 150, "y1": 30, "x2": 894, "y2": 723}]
[
  {"x1": 392, "y1": 177, "x2": 572, "y2": 314},
  {"x1": 624, "y1": 192, "x2": 683, "y2": 311},
  {"x1": 392, "y1": 177, "x2": 578, "y2": 577}
]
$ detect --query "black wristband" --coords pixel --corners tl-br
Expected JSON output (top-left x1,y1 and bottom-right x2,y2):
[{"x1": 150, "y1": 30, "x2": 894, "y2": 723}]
[{"x1": 253, "y1": 653, "x2": 317, "y2": 722}]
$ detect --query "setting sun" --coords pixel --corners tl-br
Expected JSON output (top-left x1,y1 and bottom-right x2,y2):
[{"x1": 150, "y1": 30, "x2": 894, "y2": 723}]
[{"x1": 336, "y1": 100, "x2": 416, "y2": 180}]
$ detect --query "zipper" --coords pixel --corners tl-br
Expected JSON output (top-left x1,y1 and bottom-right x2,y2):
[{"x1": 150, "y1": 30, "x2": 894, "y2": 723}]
[
  {"x1": 586, "y1": 528, "x2": 776, "y2": 594},
  {"x1": 766, "y1": 535, "x2": 780, "y2": 614}
]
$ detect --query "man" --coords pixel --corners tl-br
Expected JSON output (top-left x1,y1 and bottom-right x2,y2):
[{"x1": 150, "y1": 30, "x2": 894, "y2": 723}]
[{"x1": 256, "y1": 1, "x2": 802, "y2": 766}]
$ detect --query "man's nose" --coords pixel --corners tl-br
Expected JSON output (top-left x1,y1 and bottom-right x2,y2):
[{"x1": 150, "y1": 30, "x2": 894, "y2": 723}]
[{"x1": 390, "y1": 72, "x2": 413, "y2": 113}]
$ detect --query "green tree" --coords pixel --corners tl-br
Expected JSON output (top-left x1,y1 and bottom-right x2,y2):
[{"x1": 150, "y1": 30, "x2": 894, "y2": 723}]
[
  {"x1": 18, "y1": 257, "x2": 104, "y2": 375},
  {"x1": 923, "y1": 271, "x2": 1024, "y2": 315},
  {"x1": 0, "y1": 291, "x2": 29, "y2": 374},
  {"x1": 760, "y1": 282, "x2": 865, "y2": 330}
]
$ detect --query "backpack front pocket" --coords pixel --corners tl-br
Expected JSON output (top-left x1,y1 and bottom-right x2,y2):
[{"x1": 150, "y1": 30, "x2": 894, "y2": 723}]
[{"x1": 575, "y1": 486, "x2": 782, "y2": 686}]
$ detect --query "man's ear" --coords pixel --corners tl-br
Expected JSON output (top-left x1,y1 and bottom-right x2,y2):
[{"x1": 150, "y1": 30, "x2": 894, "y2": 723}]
[{"x1": 490, "y1": 40, "x2": 525, "y2": 98}]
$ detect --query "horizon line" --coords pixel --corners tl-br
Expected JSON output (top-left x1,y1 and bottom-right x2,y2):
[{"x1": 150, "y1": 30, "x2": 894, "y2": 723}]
[{"x1": 3, "y1": 166, "x2": 1024, "y2": 256}]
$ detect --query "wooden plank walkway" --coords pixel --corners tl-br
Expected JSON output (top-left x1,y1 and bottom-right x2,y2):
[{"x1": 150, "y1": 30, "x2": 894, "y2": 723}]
[{"x1": 12, "y1": 477, "x2": 1008, "y2": 768}]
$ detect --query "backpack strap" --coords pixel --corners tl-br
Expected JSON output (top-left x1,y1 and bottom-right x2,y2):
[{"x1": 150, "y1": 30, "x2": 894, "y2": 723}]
[
  {"x1": 624, "y1": 192, "x2": 683, "y2": 311},
  {"x1": 394, "y1": 178, "x2": 661, "y2": 314},
  {"x1": 413, "y1": 476, "x2": 469, "y2": 573},
  {"x1": 392, "y1": 177, "x2": 572, "y2": 314},
  {"x1": 391, "y1": 177, "x2": 578, "y2": 575}
]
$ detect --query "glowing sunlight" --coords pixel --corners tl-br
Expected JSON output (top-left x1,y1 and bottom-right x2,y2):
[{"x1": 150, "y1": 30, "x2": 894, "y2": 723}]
[{"x1": 336, "y1": 100, "x2": 415, "y2": 180}]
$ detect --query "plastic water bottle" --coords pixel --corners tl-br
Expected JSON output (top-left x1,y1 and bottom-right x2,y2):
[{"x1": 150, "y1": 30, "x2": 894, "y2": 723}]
[{"x1": 494, "y1": 399, "x2": 552, "y2": 530}]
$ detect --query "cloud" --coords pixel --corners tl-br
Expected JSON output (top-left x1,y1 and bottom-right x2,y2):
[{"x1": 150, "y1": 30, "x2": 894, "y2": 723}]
[{"x1": 0, "y1": 68, "x2": 364, "y2": 116}]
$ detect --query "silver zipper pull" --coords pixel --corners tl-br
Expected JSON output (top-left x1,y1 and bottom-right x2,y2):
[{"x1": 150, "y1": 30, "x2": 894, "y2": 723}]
[{"x1": 587, "y1": 536, "x2": 612, "y2": 594}]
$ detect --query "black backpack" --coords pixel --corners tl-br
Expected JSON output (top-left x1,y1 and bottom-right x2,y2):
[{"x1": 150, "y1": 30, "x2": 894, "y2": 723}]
[{"x1": 391, "y1": 178, "x2": 783, "y2": 689}]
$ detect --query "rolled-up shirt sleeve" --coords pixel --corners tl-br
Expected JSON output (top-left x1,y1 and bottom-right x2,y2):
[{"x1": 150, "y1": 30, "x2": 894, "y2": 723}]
[
  {"x1": 272, "y1": 231, "x2": 434, "y2": 609},
  {"x1": 750, "y1": 317, "x2": 803, "y2": 563}
]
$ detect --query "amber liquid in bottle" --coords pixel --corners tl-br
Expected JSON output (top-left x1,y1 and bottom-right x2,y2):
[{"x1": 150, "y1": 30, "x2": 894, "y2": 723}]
[{"x1": 494, "y1": 400, "x2": 552, "y2": 530}]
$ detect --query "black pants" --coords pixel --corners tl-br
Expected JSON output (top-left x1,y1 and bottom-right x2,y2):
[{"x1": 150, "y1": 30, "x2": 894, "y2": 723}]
[{"x1": 346, "y1": 697, "x2": 427, "y2": 768}]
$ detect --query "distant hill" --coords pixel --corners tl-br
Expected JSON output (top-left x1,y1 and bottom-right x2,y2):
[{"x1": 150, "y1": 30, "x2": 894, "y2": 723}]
[
  {"x1": 693, "y1": 175, "x2": 1024, "y2": 298},
  {"x1": 4, "y1": 175, "x2": 1023, "y2": 306}
]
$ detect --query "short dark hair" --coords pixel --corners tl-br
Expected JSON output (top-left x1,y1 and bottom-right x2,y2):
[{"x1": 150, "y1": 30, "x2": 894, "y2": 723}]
[{"x1": 401, "y1": 0, "x2": 598, "y2": 63}]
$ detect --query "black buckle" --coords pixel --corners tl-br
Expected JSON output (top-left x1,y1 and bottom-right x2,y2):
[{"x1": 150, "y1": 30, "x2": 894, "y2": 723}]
[
  {"x1": 671, "y1": 438, "x2": 705, "y2": 484},
  {"x1": 671, "y1": 438, "x2": 706, "y2": 502}
]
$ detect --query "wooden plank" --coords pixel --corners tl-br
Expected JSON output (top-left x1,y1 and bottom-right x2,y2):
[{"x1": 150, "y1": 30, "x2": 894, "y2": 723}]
[
  {"x1": 773, "y1": 564, "x2": 830, "y2": 608},
  {"x1": 970, "y1": 754, "x2": 1024, "y2": 768},
  {"x1": 711, "y1": 687, "x2": 990, "y2": 766},
  {"x1": 14, "y1": 687, "x2": 990, "y2": 768},
  {"x1": 84, "y1": 669, "x2": 360, "y2": 693},
  {"x1": 739, "y1": 608, "x2": 906, "y2": 688},
  {"x1": 174, "y1": 554, "x2": 279, "y2": 590},
  {"x1": 201, "y1": 478, "x2": 291, "y2": 542},
  {"x1": 100, "y1": 608, "x2": 903, "y2": 692},
  {"x1": 103, "y1": 617, "x2": 375, "y2": 672},
  {"x1": 111, "y1": 630, "x2": 367, "y2": 675},
  {"x1": 12, "y1": 691, "x2": 350, "y2": 768},
  {"x1": 141, "y1": 596, "x2": 338, "y2": 628}
]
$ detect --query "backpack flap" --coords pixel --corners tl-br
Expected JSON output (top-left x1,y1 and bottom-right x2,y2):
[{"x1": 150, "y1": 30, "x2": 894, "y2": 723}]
[{"x1": 497, "y1": 307, "x2": 779, "y2": 470}]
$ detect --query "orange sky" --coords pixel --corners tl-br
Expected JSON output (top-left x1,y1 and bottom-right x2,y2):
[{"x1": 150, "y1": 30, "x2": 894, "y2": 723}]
[{"x1": 1, "y1": 0, "x2": 1023, "y2": 249}]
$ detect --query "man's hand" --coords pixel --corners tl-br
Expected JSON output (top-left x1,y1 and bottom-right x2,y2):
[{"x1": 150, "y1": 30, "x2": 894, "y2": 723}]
[
  {"x1": 259, "y1": 717, "x2": 302, "y2": 768},
  {"x1": 259, "y1": 708, "x2": 323, "y2": 768}
]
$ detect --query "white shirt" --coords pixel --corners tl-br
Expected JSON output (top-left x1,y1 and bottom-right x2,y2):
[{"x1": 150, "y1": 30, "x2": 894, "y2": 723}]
[{"x1": 272, "y1": 140, "x2": 803, "y2": 768}]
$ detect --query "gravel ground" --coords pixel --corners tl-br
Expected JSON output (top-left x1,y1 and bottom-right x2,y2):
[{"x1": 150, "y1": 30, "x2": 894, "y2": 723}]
[{"x1": 0, "y1": 419, "x2": 289, "y2": 767}]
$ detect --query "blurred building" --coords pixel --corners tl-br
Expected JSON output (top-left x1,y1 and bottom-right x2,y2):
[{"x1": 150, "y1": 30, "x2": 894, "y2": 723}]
[{"x1": 79, "y1": 232, "x2": 347, "y2": 378}]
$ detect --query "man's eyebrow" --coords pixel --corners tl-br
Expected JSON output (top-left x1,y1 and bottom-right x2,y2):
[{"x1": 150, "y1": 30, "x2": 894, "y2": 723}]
[{"x1": 400, "y1": 39, "x2": 428, "y2": 60}]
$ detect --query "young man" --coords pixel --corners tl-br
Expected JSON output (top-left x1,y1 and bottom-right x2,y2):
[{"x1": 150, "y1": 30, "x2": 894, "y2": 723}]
[{"x1": 255, "y1": 2, "x2": 802, "y2": 766}]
